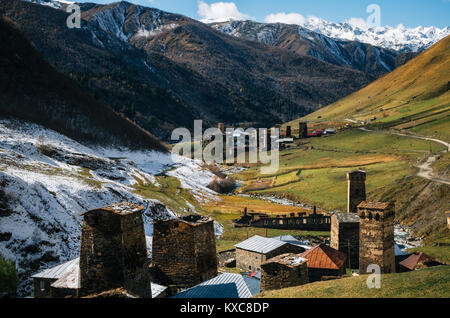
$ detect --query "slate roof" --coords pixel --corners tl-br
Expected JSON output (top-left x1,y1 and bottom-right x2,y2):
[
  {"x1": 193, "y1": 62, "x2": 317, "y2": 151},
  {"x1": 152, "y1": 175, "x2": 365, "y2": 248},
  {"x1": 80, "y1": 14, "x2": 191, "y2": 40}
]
[
  {"x1": 333, "y1": 213, "x2": 360, "y2": 223},
  {"x1": 172, "y1": 273, "x2": 260, "y2": 298},
  {"x1": 357, "y1": 201, "x2": 393, "y2": 210},
  {"x1": 300, "y1": 244, "x2": 346, "y2": 270}
]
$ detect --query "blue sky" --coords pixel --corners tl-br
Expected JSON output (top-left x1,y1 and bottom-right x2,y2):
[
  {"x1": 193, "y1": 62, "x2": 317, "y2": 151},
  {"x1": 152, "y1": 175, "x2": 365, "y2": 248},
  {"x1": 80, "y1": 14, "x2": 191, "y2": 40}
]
[{"x1": 79, "y1": 0, "x2": 450, "y2": 28}]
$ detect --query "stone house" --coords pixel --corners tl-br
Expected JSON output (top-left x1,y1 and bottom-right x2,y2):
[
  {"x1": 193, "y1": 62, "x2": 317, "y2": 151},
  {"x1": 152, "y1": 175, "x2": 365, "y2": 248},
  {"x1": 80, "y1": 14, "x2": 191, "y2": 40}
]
[
  {"x1": 234, "y1": 235, "x2": 307, "y2": 272},
  {"x1": 300, "y1": 244, "x2": 347, "y2": 282},
  {"x1": 260, "y1": 253, "x2": 308, "y2": 292}
]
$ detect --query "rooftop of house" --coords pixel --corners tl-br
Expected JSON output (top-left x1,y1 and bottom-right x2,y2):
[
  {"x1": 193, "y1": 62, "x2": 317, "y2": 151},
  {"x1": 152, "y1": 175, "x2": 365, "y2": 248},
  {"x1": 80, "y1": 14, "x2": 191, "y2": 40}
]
[
  {"x1": 333, "y1": 212, "x2": 360, "y2": 223},
  {"x1": 398, "y1": 252, "x2": 432, "y2": 271},
  {"x1": 262, "y1": 253, "x2": 308, "y2": 268},
  {"x1": 235, "y1": 235, "x2": 310, "y2": 254},
  {"x1": 300, "y1": 244, "x2": 347, "y2": 270},
  {"x1": 357, "y1": 201, "x2": 393, "y2": 210},
  {"x1": 172, "y1": 273, "x2": 260, "y2": 298},
  {"x1": 32, "y1": 256, "x2": 166, "y2": 298},
  {"x1": 84, "y1": 202, "x2": 145, "y2": 216}
]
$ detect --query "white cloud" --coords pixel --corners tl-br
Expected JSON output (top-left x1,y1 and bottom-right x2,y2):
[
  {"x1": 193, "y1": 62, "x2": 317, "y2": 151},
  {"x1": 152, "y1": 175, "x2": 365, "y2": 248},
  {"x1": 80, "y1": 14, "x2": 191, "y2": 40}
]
[
  {"x1": 264, "y1": 12, "x2": 306, "y2": 25},
  {"x1": 197, "y1": 1, "x2": 252, "y2": 23},
  {"x1": 346, "y1": 17, "x2": 370, "y2": 30}
]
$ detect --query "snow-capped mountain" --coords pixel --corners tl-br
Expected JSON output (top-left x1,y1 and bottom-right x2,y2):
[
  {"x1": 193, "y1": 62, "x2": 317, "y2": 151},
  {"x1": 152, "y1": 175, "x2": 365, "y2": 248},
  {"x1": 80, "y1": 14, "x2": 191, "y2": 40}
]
[
  {"x1": 212, "y1": 20, "x2": 416, "y2": 77},
  {"x1": 298, "y1": 17, "x2": 450, "y2": 53}
]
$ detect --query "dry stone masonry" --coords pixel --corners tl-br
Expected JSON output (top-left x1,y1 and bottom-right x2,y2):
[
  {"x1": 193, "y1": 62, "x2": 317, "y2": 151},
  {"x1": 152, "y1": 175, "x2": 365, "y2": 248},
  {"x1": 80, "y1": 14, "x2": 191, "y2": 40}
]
[
  {"x1": 79, "y1": 202, "x2": 151, "y2": 297},
  {"x1": 151, "y1": 214, "x2": 218, "y2": 290},
  {"x1": 358, "y1": 201, "x2": 396, "y2": 274},
  {"x1": 260, "y1": 253, "x2": 308, "y2": 292}
]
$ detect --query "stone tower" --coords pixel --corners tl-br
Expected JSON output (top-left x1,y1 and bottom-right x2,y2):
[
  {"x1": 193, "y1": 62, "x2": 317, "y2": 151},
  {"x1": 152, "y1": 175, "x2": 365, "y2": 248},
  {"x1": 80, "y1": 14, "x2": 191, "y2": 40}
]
[
  {"x1": 299, "y1": 122, "x2": 308, "y2": 139},
  {"x1": 151, "y1": 214, "x2": 218, "y2": 290},
  {"x1": 285, "y1": 126, "x2": 292, "y2": 138},
  {"x1": 79, "y1": 202, "x2": 151, "y2": 297},
  {"x1": 260, "y1": 253, "x2": 308, "y2": 292},
  {"x1": 347, "y1": 170, "x2": 366, "y2": 213},
  {"x1": 358, "y1": 202, "x2": 396, "y2": 274},
  {"x1": 331, "y1": 213, "x2": 360, "y2": 269}
]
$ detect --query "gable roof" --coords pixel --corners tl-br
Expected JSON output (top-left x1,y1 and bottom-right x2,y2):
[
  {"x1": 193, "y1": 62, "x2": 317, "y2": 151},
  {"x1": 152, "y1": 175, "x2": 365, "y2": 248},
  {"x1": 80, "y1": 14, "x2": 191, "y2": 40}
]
[
  {"x1": 300, "y1": 244, "x2": 346, "y2": 270},
  {"x1": 398, "y1": 252, "x2": 432, "y2": 271},
  {"x1": 172, "y1": 273, "x2": 260, "y2": 298},
  {"x1": 31, "y1": 258, "x2": 79, "y2": 280},
  {"x1": 234, "y1": 235, "x2": 288, "y2": 254}
]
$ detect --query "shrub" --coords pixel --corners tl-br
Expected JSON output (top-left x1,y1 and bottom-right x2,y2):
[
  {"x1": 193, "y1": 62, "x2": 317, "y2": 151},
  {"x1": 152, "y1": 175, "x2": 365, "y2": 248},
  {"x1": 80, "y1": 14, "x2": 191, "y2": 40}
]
[
  {"x1": 0, "y1": 254, "x2": 19, "y2": 295},
  {"x1": 208, "y1": 177, "x2": 236, "y2": 194}
]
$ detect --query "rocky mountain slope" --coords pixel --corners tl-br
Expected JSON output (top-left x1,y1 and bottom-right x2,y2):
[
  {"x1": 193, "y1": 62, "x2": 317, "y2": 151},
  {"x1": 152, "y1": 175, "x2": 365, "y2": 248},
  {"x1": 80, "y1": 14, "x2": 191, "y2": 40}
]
[
  {"x1": 0, "y1": 15, "x2": 221, "y2": 295},
  {"x1": 212, "y1": 20, "x2": 416, "y2": 78},
  {"x1": 0, "y1": 15, "x2": 166, "y2": 151},
  {"x1": 0, "y1": 116, "x2": 220, "y2": 296},
  {"x1": 2, "y1": 0, "x2": 374, "y2": 139}
]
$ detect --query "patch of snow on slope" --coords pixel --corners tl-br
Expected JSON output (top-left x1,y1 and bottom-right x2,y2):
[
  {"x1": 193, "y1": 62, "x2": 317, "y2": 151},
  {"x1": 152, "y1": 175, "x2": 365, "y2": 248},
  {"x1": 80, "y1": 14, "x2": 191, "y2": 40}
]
[{"x1": 0, "y1": 119, "x2": 216, "y2": 296}]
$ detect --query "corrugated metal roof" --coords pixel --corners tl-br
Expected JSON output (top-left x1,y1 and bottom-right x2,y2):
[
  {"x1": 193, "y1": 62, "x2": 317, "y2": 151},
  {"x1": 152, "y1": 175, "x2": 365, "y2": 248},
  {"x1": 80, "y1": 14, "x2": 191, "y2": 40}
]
[
  {"x1": 172, "y1": 273, "x2": 260, "y2": 298},
  {"x1": 31, "y1": 258, "x2": 79, "y2": 280},
  {"x1": 50, "y1": 261, "x2": 80, "y2": 289},
  {"x1": 272, "y1": 235, "x2": 312, "y2": 250},
  {"x1": 234, "y1": 235, "x2": 288, "y2": 254}
]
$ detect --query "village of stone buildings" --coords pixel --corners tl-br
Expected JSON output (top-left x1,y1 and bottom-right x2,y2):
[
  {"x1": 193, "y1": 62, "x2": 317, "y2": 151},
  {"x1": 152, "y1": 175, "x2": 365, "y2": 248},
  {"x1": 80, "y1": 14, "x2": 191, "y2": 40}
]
[{"x1": 30, "y1": 162, "x2": 447, "y2": 299}]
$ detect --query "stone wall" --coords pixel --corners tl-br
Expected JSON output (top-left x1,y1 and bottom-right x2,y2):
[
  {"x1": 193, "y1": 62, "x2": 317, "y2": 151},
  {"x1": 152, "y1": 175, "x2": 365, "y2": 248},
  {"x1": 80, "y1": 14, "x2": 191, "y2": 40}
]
[
  {"x1": 217, "y1": 249, "x2": 236, "y2": 267},
  {"x1": 151, "y1": 215, "x2": 217, "y2": 289},
  {"x1": 358, "y1": 202, "x2": 395, "y2": 274},
  {"x1": 331, "y1": 214, "x2": 360, "y2": 269},
  {"x1": 236, "y1": 244, "x2": 306, "y2": 271},
  {"x1": 249, "y1": 214, "x2": 331, "y2": 231},
  {"x1": 260, "y1": 254, "x2": 308, "y2": 292},
  {"x1": 33, "y1": 278, "x2": 55, "y2": 298},
  {"x1": 307, "y1": 268, "x2": 345, "y2": 282}
]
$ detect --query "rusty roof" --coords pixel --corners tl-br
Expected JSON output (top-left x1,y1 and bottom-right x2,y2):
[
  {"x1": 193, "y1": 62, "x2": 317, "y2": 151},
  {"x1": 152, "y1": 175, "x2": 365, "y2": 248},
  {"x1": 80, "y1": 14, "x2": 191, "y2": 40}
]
[
  {"x1": 300, "y1": 244, "x2": 346, "y2": 270},
  {"x1": 84, "y1": 202, "x2": 145, "y2": 215},
  {"x1": 357, "y1": 201, "x2": 393, "y2": 210},
  {"x1": 398, "y1": 252, "x2": 432, "y2": 271}
]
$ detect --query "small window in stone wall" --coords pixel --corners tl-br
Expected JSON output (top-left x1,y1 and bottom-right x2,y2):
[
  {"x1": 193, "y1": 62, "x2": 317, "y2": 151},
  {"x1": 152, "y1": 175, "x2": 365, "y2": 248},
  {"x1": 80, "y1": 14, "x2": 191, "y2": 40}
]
[{"x1": 40, "y1": 280, "x2": 45, "y2": 291}]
